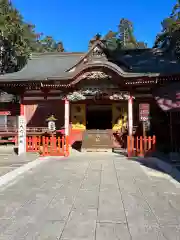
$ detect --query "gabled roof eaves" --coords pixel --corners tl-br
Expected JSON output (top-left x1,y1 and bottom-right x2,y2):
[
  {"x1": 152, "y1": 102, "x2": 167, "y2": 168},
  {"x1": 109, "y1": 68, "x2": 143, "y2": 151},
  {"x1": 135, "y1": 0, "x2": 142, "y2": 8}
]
[{"x1": 65, "y1": 40, "x2": 106, "y2": 72}]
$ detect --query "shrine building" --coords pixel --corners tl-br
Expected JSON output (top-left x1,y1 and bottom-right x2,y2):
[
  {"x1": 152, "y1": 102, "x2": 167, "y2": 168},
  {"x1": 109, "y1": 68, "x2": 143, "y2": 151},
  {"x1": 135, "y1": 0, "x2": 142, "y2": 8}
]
[{"x1": 0, "y1": 37, "x2": 180, "y2": 153}]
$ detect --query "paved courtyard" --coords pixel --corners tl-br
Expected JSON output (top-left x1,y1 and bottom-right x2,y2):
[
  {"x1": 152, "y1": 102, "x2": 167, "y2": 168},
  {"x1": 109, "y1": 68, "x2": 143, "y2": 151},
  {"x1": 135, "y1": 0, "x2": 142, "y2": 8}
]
[
  {"x1": 0, "y1": 146, "x2": 38, "y2": 177},
  {"x1": 0, "y1": 153, "x2": 180, "y2": 239}
]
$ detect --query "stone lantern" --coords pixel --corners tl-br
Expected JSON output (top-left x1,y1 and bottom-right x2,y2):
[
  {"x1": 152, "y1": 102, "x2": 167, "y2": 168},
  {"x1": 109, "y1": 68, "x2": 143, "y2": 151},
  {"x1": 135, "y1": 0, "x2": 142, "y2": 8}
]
[{"x1": 46, "y1": 115, "x2": 57, "y2": 132}]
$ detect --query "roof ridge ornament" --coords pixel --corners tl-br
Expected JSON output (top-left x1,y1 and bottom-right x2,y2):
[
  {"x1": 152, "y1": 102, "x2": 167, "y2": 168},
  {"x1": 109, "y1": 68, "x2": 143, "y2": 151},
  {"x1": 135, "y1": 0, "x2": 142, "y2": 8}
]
[{"x1": 92, "y1": 46, "x2": 105, "y2": 57}]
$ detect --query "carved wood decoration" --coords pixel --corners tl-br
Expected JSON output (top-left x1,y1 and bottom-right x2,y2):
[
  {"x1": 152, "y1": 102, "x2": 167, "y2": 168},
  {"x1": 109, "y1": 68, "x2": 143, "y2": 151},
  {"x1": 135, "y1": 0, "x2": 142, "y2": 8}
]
[
  {"x1": 78, "y1": 71, "x2": 111, "y2": 81},
  {"x1": 0, "y1": 91, "x2": 19, "y2": 102},
  {"x1": 86, "y1": 43, "x2": 108, "y2": 63},
  {"x1": 70, "y1": 71, "x2": 112, "y2": 86},
  {"x1": 109, "y1": 93, "x2": 132, "y2": 100},
  {"x1": 64, "y1": 89, "x2": 132, "y2": 102}
]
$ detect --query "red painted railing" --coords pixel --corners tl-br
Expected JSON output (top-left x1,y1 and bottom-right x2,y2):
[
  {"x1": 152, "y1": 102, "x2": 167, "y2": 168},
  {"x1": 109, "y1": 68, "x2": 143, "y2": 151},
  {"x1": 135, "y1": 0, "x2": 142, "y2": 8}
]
[
  {"x1": 26, "y1": 135, "x2": 69, "y2": 157},
  {"x1": 127, "y1": 135, "x2": 156, "y2": 157},
  {"x1": 26, "y1": 136, "x2": 41, "y2": 152}
]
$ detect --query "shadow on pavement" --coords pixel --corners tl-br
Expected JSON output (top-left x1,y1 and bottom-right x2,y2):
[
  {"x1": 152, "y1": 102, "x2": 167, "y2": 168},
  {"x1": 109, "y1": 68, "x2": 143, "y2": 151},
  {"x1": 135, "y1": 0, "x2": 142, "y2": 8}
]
[
  {"x1": 113, "y1": 149, "x2": 180, "y2": 183},
  {"x1": 131, "y1": 156, "x2": 180, "y2": 184}
]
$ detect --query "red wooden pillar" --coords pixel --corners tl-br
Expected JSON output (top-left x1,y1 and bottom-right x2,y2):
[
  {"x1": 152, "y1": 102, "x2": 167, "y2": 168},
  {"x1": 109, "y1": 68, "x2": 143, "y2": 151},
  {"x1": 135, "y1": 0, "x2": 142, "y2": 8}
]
[
  {"x1": 128, "y1": 95, "x2": 133, "y2": 157},
  {"x1": 20, "y1": 97, "x2": 25, "y2": 116},
  {"x1": 128, "y1": 95, "x2": 133, "y2": 136},
  {"x1": 64, "y1": 99, "x2": 70, "y2": 156},
  {"x1": 64, "y1": 99, "x2": 69, "y2": 136}
]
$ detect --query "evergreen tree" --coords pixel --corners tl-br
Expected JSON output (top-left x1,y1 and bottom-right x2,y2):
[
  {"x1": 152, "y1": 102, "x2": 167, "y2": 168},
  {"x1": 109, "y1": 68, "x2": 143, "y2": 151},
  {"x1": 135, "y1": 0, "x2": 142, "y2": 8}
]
[
  {"x1": 37, "y1": 37, "x2": 65, "y2": 53},
  {"x1": 104, "y1": 30, "x2": 122, "y2": 50},
  {"x1": 0, "y1": 0, "x2": 38, "y2": 57},
  {"x1": 104, "y1": 18, "x2": 147, "y2": 50},
  {"x1": 0, "y1": 0, "x2": 65, "y2": 72},
  {"x1": 119, "y1": 18, "x2": 137, "y2": 48},
  {"x1": 0, "y1": 34, "x2": 17, "y2": 73},
  {"x1": 39, "y1": 36, "x2": 56, "y2": 52},
  {"x1": 154, "y1": 0, "x2": 180, "y2": 48}
]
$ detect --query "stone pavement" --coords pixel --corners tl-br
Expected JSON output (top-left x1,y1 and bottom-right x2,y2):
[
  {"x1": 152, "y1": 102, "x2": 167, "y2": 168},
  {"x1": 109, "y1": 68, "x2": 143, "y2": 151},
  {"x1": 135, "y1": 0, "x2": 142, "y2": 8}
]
[
  {"x1": 0, "y1": 146, "x2": 38, "y2": 177},
  {"x1": 0, "y1": 153, "x2": 180, "y2": 239}
]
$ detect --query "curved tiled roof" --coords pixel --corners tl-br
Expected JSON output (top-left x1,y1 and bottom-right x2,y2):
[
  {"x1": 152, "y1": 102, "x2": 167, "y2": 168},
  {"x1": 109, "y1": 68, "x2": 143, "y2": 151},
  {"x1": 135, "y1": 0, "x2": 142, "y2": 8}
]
[
  {"x1": 116, "y1": 48, "x2": 180, "y2": 74},
  {"x1": 0, "y1": 41, "x2": 180, "y2": 82},
  {"x1": 0, "y1": 52, "x2": 84, "y2": 81}
]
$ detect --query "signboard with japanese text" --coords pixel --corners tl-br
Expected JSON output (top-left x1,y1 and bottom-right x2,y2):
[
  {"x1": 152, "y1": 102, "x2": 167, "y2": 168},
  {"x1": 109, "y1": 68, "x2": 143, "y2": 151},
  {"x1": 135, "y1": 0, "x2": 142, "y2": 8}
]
[
  {"x1": 18, "y1": 116, "x2": 26, "y2": 155},
  {"x1": 139, "y1": 103, "x2": 150, "y2": 122}
]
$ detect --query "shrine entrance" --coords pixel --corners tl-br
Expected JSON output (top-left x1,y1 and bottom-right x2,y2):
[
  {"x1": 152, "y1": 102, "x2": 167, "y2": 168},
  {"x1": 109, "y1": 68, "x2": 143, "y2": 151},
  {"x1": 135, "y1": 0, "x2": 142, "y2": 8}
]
[
  {"x1": 86, "y1": 105, "x2": 112, "y2": 130},
  {"x1": 81, "y1": 104, "x2": 113, "y2": 152}
]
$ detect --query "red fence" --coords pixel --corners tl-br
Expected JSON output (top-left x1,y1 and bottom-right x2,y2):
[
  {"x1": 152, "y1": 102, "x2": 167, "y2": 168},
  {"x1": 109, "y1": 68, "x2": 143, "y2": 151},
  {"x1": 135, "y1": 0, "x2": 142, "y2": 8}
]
[
  {"x1": 127, "y1": 135, "x2": 156, "y2": 157},
  {"x1": 26, "y1": 135, "x2": 69, "y2": 157}
]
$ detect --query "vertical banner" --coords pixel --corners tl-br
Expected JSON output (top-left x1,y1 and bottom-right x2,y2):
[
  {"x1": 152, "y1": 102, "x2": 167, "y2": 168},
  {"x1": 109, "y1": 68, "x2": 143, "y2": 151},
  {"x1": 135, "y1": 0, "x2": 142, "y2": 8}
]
[
  {"x1": 128, "y1": 96, "x2": 133, "y2": 136},
  {"x1": 18, "y1": 116, "x2": 26, "y2": 155},
  {"x1": 65, "y1": 99, "x2": 69, "y2": 136}
]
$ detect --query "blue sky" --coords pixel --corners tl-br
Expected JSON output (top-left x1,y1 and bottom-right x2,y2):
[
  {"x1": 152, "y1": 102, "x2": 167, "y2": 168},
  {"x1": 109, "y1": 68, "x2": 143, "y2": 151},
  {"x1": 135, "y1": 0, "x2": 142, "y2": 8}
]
[{"x1": 12, "y1": 0, "x2": 176, "y2": 52}]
